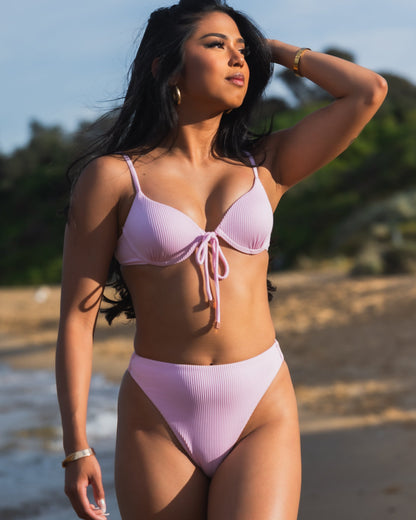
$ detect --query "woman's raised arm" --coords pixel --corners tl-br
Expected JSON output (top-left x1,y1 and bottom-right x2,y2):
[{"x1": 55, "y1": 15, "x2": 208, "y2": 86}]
[
  {"x1": 56, "y1": 156, "x2": 124, "y2": 519},
  {"x1": 264, "y1": 40, "x2": 388, "y2": 189}
]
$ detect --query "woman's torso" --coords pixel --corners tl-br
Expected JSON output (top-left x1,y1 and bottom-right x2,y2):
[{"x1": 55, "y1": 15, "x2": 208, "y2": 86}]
[{"x1": 113, "y1": 150, "x2": 282, "y2": 364}]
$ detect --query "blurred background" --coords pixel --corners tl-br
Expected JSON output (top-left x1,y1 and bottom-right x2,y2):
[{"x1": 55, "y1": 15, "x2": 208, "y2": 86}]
[{"x1": 0, "y1": 0, "x2": 415, "y2": 518}]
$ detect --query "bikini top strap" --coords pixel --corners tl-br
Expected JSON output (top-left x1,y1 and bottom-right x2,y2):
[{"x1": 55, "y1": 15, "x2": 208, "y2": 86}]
[
  {"x1": 245, "y1": 152, "x2": 259, "y2": 179},
  {"x1": 123, "y1": 154, "x2": 142, "y2": 194}
]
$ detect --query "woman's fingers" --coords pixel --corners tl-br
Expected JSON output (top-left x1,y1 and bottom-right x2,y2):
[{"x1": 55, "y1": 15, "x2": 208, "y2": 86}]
[
  {"x1": 77, "y1": 483, "x2": 105, "y2": 519},
  {"x1": 65, "y1": 458, "x2": 109, "y2": 519},
  {"x1": 91, "y1": 470, "x2": 107, "y2": 515}
]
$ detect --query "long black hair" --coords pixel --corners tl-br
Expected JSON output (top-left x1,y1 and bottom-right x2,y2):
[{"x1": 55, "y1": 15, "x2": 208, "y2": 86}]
[{"x1": 68, "y1": 0, "x2": 274, "y2": 323}]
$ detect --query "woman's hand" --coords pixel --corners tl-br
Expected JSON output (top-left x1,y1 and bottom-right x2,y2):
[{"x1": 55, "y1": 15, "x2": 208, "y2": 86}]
[{"x1": 64, "y1": 455, "x2": 108, "y2": 519}]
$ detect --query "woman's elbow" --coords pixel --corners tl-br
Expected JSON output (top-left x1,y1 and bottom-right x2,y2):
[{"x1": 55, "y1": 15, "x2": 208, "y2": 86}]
[{"x1": 366, "y1": 73, "x2": 388, "y2": 107}]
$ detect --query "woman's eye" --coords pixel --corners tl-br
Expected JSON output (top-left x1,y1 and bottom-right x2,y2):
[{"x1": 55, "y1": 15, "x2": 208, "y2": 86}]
[
  {"x1": 206, "y1": 40, "x2": 225, "y2": 49},
  {"x1": 205, "y1": 40, "x2": 249, "y2": 58}
]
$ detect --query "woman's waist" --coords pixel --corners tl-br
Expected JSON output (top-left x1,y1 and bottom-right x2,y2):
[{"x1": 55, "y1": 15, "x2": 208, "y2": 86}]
[
  {"x1": 132, "y1": 306, "x2": 276, "y2": 365},
  {"x1": 123, "y1": 261, "x2": 275, "y2": 362}
]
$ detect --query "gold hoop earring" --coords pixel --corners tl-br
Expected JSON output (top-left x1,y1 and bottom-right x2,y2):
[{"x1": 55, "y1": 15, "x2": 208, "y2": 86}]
[
  {"x1": 172, "y1": 85, "x2": 182, "y2": 105},
  {"x1": 225, "y1": 109, "x2": 233, "y2": 114}
]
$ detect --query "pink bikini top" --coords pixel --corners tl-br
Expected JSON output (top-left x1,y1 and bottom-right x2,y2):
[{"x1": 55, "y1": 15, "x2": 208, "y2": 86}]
[{"x1": 115, "y1": 154, "x2": 273, "y2": 328}]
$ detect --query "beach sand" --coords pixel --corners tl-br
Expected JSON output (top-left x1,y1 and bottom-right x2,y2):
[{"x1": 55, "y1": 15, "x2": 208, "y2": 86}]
[{"x1": 1, "y1": 271, "x2": 415, "y2": 519}]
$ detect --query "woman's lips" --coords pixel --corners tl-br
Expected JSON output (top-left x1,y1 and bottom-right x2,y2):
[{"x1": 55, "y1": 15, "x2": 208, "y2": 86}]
[{"x1": 226, "y1": 74, "x2": 245, "y2": 86}]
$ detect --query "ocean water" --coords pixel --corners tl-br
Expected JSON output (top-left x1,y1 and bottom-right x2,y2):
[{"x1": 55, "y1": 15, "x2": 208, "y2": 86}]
[{"x1": 0, "y1": 364, "x2": 121, "y2": 519}]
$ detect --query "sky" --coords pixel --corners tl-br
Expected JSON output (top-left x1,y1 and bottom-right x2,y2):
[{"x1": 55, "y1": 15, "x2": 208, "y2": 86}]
[{"x1": 1, "y1": 0, "x2": 415, "y2": 154}]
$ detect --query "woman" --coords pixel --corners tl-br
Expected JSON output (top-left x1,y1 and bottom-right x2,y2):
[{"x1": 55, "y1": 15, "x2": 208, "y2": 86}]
[{"x1": 56, "y1": 0, "x2": 387, "y2": 518}]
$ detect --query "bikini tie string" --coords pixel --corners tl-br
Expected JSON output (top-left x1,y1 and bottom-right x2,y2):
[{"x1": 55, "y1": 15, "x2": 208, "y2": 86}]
[{"x1": 195, "y1": 232, "x2": 230, "y2": 328}]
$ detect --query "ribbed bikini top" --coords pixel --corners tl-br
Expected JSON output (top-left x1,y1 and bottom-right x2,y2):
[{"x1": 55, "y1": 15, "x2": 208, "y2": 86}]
[{"x1": 115, "y1": 154, "x2": 274, "y2": 328}]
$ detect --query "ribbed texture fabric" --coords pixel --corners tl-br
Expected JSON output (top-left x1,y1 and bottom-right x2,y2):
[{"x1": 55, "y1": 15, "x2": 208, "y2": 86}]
[
  {"x1": 116, "y1": 192, "x2": 203, "y2": 266},
  {"x1": 115, "y1": 154, "x2": 273, "y2": 266},
  {"x1": 215, "y1": 175, "x2": 272, "y2": 254},
  {"x1": 128, "y1": 341, "x2": 284, "y2": 477},
  {"x1": 115, "y1": 155, "x2": 273, "y2": 326}
]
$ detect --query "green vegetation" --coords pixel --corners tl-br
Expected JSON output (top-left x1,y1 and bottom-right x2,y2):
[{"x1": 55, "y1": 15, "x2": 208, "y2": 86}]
[
  {"x1": 269, "y1": 70, "x2": 416, "y2": 272},
  {"x1": 1, "y1": 51, "x2": 416, "y2": 285},
  {"x1": 1, "y1": 122, "x2": 71, "y2": 284}
]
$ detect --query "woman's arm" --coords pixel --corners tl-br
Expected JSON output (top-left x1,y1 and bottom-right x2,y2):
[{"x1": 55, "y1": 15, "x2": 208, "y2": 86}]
[
  {"x1": 264, "y1": 40, "x2": 388, "y2": 189},
  {"x1": 56, "y1": 156, "x2": 125, "y2": 519}
]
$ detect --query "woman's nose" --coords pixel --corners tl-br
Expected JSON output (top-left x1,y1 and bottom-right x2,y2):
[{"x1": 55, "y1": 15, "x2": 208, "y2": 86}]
[{"x1": 229, "y1": 48, "x2": 244, "y2": 67}]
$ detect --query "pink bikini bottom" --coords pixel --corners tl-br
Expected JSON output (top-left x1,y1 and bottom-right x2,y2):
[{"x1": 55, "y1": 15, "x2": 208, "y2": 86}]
[{"x1": 127, "y1": 340, "x2": 284, "y2": 477}]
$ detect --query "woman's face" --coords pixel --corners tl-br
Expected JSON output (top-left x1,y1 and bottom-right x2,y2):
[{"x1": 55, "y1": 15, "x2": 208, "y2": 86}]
[{"x1": 178, "y1": 11, "x2": 250, "y2": 113}]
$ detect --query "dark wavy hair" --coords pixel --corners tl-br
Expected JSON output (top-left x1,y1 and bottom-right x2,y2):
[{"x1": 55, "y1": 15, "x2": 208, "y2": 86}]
[{"x1": 68, "y1": 0, "x2": 274, "y2": 324}]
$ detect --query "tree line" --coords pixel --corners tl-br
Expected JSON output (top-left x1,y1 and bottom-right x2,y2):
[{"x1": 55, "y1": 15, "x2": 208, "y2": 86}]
[{"x1": 1, "y1": 49, "x2": 416, "y2": 285}]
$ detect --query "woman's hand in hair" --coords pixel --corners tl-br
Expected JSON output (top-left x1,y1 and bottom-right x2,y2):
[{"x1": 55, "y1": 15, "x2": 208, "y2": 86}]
[{"x1": 262, "y1": 39, "x2": 387, "y2": 189}]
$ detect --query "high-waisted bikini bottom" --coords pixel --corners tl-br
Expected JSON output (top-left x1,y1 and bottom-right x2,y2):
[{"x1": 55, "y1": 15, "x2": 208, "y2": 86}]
[{"x1": 127, "y1": 340, "x2": 284, "y2": 477}]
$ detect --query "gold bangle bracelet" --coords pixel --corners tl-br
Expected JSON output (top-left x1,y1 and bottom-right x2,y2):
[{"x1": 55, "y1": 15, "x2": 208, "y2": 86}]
[
  {"x1": 293, "y1": 47, "x2": 311, "y2": 77},
  {"x1": 62, "y1": 447, "x2": 96, "y2": 468}
]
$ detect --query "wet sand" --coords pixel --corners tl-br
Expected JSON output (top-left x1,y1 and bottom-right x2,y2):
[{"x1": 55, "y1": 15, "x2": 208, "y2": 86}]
[{"x1": 1, "y1": 270, "x2": 415, "y2": 519}]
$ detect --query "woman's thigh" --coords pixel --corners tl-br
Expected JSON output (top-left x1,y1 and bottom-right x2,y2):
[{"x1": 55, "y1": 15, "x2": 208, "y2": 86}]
[
  {"x1": 115, "y1": 372, "x2": 209, "y2": 520},
  {"x1": 207, "y1": 362, "x2": 301, "y2": 520}
]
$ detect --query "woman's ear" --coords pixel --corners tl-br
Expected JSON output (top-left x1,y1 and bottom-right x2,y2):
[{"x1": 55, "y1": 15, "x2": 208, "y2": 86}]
[
  {"x1": 168, "y1": 73, "x2": 181, "y2": 87},
  {"x1": 152, "y1": 57, "x2": 181, "y2": 85}
]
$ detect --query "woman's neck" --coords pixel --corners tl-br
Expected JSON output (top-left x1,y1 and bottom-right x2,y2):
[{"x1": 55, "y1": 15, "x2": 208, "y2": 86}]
[{"x1": 167, "y1": 108, "x2": 223, "y2": 165}]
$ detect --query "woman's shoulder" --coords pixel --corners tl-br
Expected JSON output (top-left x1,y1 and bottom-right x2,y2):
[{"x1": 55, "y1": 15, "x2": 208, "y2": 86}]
[
  {"x1": 81, "y1": 153, "x2": 130, "y2": 183},
  {"x1": 71, "y1": 154, "x2": 132, "y2": 210}
]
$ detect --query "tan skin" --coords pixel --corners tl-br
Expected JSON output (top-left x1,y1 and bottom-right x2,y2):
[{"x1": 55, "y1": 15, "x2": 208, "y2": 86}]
[{"x1": 56, "y1": 10, "x2": 387, "y2": 520}]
